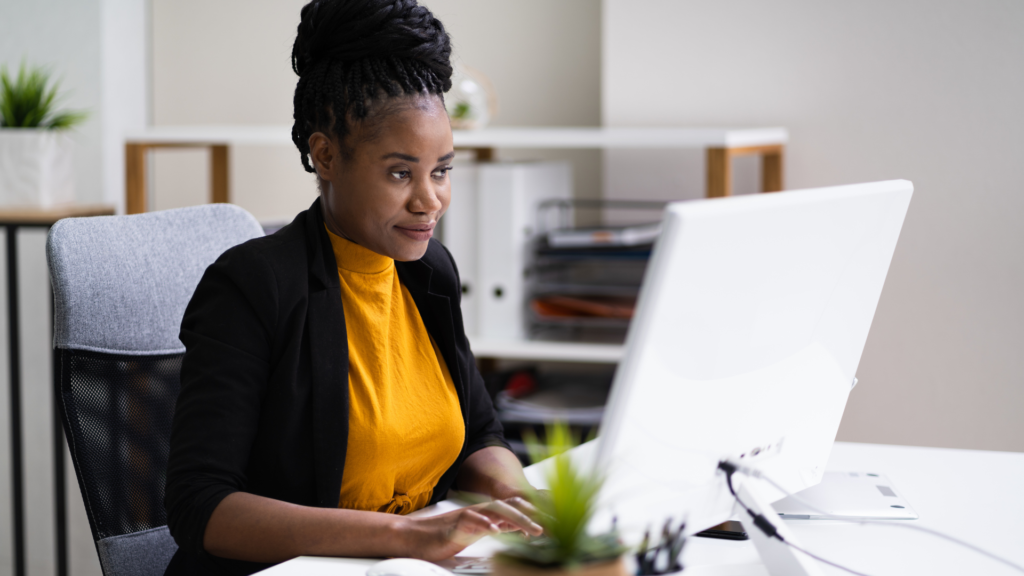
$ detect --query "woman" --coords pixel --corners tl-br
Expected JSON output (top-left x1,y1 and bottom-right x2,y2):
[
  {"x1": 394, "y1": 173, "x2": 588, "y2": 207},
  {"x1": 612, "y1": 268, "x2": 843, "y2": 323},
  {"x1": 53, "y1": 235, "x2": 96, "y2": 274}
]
[{"x1": 164, "y1": 1, "x2": 542, "y2": 574}]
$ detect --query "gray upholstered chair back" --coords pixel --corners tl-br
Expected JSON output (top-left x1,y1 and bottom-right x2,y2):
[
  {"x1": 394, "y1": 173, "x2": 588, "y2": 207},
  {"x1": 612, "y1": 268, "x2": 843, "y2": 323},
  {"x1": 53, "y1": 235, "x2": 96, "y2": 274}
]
[{"x1": 47, "y1": 204, "x2": 264, "y2": 576}]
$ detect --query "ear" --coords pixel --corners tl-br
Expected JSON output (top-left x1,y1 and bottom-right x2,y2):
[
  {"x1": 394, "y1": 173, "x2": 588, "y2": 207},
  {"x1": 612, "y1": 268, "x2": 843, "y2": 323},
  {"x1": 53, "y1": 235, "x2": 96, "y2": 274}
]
[{"x1": 308, "y1": 131, "x2": 338, "y2": 181}]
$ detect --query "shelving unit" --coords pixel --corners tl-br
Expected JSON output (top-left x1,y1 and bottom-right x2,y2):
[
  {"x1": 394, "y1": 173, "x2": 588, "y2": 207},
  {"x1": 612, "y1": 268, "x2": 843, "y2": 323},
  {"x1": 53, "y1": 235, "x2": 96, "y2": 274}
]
[
  {"x1": 469, "y1": 337, "x2": 623, "y2": 364},
  {"x1": 527, "y1": 200, "x2": 660, "y2": 343},
  {"x1": 122, "y1": 125, "x2": 788, "y2": 213}
]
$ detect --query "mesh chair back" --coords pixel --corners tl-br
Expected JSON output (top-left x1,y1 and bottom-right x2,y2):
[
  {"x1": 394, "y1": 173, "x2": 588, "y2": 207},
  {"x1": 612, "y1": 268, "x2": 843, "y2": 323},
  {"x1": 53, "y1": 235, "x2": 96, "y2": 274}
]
[{"x1": 47, "y1": 204, "x2": 264, "y2": 576}]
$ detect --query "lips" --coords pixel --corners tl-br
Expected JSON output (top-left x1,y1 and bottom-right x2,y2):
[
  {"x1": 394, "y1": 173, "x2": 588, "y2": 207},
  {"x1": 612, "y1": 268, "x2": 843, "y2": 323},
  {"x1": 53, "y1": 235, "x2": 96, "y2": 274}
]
[{"x1": 395, "y1": 223, "x2": 435, "y2": 242}]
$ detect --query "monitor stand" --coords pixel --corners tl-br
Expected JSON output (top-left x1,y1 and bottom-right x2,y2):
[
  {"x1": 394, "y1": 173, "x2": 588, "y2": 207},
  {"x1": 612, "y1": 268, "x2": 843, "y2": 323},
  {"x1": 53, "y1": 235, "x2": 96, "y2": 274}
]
[{"x1": 737, "y1": 483, "x2": 823, "y2": 576}]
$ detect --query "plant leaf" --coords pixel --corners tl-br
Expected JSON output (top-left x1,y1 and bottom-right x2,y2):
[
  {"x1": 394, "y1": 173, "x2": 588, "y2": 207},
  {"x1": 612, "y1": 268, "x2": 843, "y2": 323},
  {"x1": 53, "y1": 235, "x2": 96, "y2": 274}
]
[
  {"x1": 48, "y1": 111, "x2": 88, "y2": 130},
  {"x1": 0, "y1": 62, "x2": 87, "y2": 129},
  {"x1": 497, "y1": 422, "x2": 628, "y2": 568}
]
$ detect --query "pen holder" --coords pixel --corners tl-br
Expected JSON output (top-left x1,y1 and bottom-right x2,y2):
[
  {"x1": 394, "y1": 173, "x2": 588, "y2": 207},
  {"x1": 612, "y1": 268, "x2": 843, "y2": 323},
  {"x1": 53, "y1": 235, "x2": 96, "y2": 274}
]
[{"x1": 634, "y1": 518, "x2": 688, "y2": 576}]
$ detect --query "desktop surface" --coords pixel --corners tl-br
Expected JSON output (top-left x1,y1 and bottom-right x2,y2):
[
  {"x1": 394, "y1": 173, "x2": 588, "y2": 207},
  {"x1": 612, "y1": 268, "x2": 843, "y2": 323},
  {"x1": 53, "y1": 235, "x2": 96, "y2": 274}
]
[{"x1": 257, "y1": 441, "x2": 1024, "y2": 576}]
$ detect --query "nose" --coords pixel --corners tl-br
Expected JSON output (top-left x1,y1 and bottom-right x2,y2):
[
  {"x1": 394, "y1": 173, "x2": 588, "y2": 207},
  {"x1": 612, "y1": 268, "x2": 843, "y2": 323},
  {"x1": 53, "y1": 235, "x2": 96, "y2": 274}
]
[{"x1": 409, "y1": 173, "x2": 444, "y2": 214}]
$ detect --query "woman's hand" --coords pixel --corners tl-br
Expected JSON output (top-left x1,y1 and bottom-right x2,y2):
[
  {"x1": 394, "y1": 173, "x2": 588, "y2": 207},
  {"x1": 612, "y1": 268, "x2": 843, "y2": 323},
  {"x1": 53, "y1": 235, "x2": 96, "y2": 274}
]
[
  {"x1": 456, "y1": 446, "x2": 535, "y2": 503},
  {"x1": 401, "y1": 497, "x2": 543, "y2": 562}
]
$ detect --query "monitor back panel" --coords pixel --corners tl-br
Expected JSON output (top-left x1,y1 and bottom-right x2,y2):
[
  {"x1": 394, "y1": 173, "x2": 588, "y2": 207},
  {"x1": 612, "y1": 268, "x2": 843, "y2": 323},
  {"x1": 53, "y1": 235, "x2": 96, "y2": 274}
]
[{"x1": 596, "y1": 180, "x2": 914, "y2": 536}]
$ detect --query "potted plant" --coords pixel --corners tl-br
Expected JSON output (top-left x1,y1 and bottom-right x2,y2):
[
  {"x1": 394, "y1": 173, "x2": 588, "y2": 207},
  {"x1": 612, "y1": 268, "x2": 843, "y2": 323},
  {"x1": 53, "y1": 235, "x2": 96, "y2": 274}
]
[
  {"x1": 0, "y1": 62, "x2": 87, "y2": 207},
  {"x1": 445, "y1": 64, "x2": 496, "y2": 130},
  {"x1": 493, "y1": 424, "x2": 629, "y2": 576}
]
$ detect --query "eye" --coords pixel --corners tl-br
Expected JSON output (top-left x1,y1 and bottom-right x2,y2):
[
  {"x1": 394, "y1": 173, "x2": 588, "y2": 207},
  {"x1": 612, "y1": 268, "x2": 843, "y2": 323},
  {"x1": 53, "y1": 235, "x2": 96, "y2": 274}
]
[
  {"x1": 432, "y1": 165, "x2": 453, "y2": 179},
  {"x1": 390, "y1": 170, "x2": 411, "y2": 181}
]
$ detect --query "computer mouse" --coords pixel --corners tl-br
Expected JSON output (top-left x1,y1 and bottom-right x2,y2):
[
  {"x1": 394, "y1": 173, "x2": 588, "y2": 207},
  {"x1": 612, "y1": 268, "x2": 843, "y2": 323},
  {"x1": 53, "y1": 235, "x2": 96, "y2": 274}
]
[{"x1": 366, "y1": 558, "x2": 455, "y2": 576}]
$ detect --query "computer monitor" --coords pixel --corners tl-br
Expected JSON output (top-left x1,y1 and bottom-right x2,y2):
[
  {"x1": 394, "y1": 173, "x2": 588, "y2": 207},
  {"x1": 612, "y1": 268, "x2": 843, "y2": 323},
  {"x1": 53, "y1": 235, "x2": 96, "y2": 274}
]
[{"x1": 593, "y1": 180, "x2": 913, "y2": 554}]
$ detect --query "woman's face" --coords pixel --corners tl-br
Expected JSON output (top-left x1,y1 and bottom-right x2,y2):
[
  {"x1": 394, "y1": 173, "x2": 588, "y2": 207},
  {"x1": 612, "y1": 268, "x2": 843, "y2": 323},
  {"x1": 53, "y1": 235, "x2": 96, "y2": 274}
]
[{"x1": 309, "y1": 95, "x2": 454, "y2": 261}]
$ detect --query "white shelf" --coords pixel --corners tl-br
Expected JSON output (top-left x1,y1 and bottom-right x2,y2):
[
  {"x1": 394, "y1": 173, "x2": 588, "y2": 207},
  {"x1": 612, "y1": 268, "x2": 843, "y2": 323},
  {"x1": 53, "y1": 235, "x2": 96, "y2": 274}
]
[
  {"x1": 468, "y1": 337, "x2": 623, "y2": 363},
  {"x1": 452, "y1": 126, "x2": 788, "y2": 149},
  {"x1": 124, "y1": 125, "x2": 787, "y2": 149},
  {"x1": 124, "y1": 125, "x2": 293, "y2": 146}
]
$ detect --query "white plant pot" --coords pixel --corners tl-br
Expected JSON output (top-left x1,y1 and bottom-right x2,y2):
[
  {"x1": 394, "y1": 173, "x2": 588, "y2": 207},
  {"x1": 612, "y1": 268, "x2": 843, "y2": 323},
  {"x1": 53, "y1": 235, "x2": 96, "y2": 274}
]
[{"x1": 0, "y1": 129, "x2": 75, "y2": 208}]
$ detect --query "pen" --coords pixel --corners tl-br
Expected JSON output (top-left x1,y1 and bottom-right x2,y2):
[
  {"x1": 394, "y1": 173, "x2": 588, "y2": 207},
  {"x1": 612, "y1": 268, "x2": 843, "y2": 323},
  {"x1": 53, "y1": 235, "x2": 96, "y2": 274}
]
[
  {"x1": 668, "y1": 520, "x2": 686, "y2": 572},
  {"x1": 636, "y1": 528, "x2": 651, "y2": 575}
]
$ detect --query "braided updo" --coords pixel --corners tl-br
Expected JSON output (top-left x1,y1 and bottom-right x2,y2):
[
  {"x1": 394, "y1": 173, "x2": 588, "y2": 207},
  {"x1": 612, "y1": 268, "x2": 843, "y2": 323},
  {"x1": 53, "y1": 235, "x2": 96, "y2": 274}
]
[{"x1": 291, "y1": 0, "x2": 453, "y2": 172}]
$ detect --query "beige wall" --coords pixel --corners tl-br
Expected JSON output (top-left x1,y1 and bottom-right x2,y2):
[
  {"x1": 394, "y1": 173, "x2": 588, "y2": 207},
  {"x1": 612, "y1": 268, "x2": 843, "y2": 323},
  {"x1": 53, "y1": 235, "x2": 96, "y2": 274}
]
[
  {"x1": 150, "y1": 0, "x2": 602, "y2": 221},
  {"x1": 603, "y1": 0, "x2": 1024, "y2": 452},
  {"x1": 151, "y1": 0, "x2": 316, "y2": 221},
  {"x1": 422, "y1": 1, "x2": 603, "y2": 204}
]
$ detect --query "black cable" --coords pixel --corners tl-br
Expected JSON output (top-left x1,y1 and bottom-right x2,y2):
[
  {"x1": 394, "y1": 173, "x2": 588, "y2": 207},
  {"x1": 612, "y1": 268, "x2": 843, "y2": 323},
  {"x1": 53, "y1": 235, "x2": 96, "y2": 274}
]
[{"x1": 719, "y1": 461, "x2": 873, "y2": 576}]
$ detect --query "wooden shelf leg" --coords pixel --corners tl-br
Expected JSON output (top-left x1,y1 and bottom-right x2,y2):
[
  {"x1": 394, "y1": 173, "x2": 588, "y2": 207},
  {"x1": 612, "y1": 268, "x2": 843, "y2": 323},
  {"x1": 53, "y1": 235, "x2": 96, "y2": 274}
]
[
  {"x1": 211, "y1": 145, "x2": 230, "y2": 204},
  {"x1": 761, "y1": 146, "x2": 784, "y2": 192},
  {"x1": 125, "y1": 144, "x2": 148, "y2": 215},
  {"x1": 706, "y1": 147, "x2": 731, "y2": 198},
  {"x1": 474, "y1": 147, "x2": 494, "y2": 162}
]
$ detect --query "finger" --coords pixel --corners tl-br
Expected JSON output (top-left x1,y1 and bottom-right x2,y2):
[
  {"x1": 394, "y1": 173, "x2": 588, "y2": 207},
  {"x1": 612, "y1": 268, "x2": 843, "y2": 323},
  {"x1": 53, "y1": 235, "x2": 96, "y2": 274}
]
[
  {"x1": 463, "y1": 510, "x2": 502, "y2": 535},
  {"x1": 491, "y1": 518, "x2": 524, "y2": 533},
  {"x1": 496, "y1": 521, "x2": 536, "y2": 536},
  {"x1": 508, "y1": 496, "x2": 553, "y2": 527},
  {"x1": 448, "y1": 510, "x2": 501, "y2": 547},
  {"x1": 504, "y1": 496, "x2": 539, "y2": 516},
  {"x1": 500, "y1": 499, "x2": 546, "y2": 535},
  {"x1": 480, "y1": 501, "x2": 544, "y2": 536}
]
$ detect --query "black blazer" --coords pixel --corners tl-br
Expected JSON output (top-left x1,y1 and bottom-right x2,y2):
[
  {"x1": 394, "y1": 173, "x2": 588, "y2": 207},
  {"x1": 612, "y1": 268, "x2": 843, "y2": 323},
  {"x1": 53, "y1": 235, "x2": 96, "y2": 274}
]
[{"x1": 164, "y1": 200, "x2": 507, "y2": 575}]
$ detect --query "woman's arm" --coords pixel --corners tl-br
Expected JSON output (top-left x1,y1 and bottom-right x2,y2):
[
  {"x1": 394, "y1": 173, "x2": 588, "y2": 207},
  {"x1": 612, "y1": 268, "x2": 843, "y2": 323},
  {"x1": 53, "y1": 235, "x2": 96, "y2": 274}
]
[
  {"x1": 455, "y1": 445, "x2": 533, "y2": 501},
  {"x1": 204, "y1": 489, "x2": 541, "y2": 563},
  {"x1": 166, "y1": 247, "x2": 279, "y2": 560}
]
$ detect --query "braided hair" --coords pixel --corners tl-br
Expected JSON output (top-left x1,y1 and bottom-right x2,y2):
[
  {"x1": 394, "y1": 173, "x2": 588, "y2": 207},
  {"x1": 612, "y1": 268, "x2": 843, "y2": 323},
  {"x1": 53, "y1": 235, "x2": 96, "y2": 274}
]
[{"x1": 291, "y1": 0, "x2": 453, "y2": 172}]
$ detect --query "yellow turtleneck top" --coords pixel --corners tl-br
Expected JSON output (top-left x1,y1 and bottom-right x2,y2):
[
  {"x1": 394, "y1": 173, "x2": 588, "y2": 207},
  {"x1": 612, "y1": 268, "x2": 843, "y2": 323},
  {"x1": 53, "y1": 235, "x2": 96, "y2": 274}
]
[{"x1": 326, "y1": 228, "x2": 464, "y2": 515}]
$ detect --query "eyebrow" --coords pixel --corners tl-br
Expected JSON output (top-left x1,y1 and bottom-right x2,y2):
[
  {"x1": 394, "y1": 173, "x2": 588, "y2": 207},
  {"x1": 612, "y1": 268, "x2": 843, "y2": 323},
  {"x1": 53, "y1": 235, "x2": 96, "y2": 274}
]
[{"x1": 381, "y1": 151, "x2": 456, "y2": 163}]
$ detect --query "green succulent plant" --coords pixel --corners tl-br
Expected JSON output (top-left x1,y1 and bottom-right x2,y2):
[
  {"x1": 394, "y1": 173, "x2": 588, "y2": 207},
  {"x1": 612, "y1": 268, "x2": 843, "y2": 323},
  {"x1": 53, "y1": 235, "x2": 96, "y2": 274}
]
[
  {"x1": 0, "y1": 62, "x2": 87, "y2": 129},
  {"x1": 495, "y1": 423, "x2": 628, "y2": 570},
  {"x1": 450, "y1": 101, "x2": 472, "y2": 120}
]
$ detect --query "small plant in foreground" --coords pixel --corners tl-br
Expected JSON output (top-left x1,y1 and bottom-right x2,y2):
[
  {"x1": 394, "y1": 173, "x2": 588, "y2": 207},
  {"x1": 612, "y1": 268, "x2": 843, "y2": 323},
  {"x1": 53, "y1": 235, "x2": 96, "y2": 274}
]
[{"x1": 495, "y1": 423, "x2": 628, "y2": 570}]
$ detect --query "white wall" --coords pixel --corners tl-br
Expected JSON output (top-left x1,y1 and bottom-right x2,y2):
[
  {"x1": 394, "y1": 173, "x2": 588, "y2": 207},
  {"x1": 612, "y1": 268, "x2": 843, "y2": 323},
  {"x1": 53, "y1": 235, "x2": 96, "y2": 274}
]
[
  {"x1": 0, "y1": 0, "x2": 104, "y2": 206},
  {"x1": 101, "y1": 0, "x2": 150, "y2": 213},
  {"x1": 149, "y1": 0, "x2": 602, "y2": 220},
  {"x1": 1, "y1": 1, "x2": 146, "y2": 574},
  {"x1": 603, "y1": 0, "x2": 1024, "y2": 452},
  {"x1": 0, "y1": 0, "x2": 146, "y2": 210}
]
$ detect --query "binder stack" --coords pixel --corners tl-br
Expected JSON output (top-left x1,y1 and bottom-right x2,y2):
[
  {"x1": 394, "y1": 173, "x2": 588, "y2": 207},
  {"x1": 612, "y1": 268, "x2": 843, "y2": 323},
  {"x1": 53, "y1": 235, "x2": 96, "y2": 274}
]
[
  {"x1": 442, "y1": 160, "x2": 572, "y2": 340},
  {"x1": 528, "y1": 199, "x2": 666, "y2": 343}
]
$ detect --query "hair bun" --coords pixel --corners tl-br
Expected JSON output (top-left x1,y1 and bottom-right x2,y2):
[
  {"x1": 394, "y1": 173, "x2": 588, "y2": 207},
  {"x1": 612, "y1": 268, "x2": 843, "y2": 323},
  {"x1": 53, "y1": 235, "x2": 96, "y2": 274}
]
[
  {"x1": 290, "y1": 0, "x2": 453, "y2": 174},
  {"x1": 292, "y1": 0, "x2": 451, "y2": 87}
]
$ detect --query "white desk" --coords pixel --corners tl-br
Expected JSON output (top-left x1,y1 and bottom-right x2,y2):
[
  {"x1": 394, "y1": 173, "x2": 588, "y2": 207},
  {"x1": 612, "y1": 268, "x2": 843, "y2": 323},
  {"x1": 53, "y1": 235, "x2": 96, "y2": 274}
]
[{"x1": 256, "y1": 442, "x2": 1024, "y2": 576}]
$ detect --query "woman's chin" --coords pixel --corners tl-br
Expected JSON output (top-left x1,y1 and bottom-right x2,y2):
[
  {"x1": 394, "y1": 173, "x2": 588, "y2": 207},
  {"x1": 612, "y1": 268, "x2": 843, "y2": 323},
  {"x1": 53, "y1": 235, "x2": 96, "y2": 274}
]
[{"x1": 389, "y1": 240, "x2": 431, "y2": 262}]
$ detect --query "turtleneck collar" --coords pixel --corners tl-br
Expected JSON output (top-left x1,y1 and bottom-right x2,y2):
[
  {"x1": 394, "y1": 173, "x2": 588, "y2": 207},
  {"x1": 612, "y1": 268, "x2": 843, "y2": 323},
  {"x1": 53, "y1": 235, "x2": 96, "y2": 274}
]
[{"x1": 325, "y1": 225, "x2": 394, "y2": 275}]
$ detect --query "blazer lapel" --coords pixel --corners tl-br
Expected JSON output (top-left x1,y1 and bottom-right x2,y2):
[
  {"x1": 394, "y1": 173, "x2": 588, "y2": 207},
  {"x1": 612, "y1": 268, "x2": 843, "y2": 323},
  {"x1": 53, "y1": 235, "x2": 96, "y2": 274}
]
[
  {"x1": 396, "y1": 259, "x2": 469, "y2": 420},
  {"x1": 304, "y1": 201, "x2": 350, "y2": 508},
  {"x1": 398, "y1": 254, "x2": 478, "y2": 504}
]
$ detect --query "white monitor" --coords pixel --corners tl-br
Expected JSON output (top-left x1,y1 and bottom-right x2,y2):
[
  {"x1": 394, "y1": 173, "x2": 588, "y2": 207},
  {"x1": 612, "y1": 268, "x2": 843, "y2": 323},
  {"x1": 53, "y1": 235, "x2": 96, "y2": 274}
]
[{"x1": 594, "y1": 180, "x2": 914, "y2": 542}]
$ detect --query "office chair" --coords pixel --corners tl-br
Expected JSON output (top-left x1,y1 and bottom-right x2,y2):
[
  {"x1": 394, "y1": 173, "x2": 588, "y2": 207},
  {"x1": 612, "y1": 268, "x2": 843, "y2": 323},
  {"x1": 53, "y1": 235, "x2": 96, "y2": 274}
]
[{"x1": 47, "y1": 204, "x2": 264, "y2": 576}]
